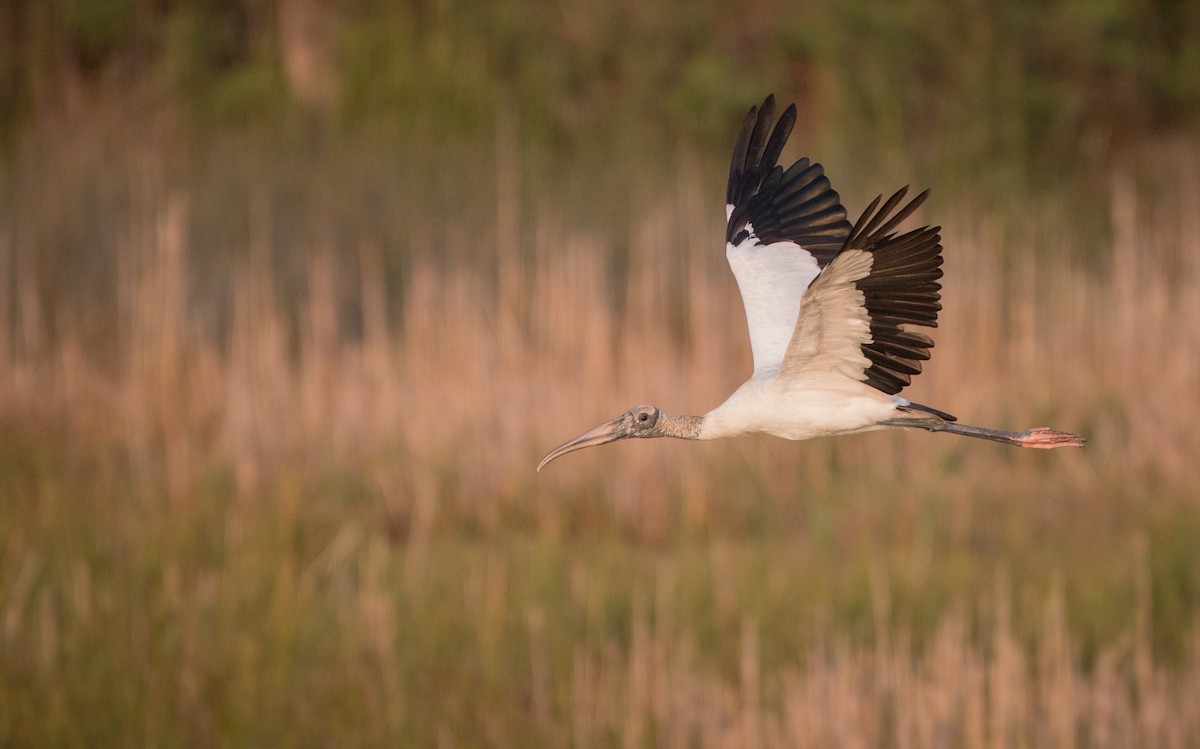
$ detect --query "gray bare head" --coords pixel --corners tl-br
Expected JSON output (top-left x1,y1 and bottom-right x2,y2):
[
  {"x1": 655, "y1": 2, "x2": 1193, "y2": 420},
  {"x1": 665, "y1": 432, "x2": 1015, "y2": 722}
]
[{"x1": 537, "y1": 405, "x2": 706, "y2": 471}]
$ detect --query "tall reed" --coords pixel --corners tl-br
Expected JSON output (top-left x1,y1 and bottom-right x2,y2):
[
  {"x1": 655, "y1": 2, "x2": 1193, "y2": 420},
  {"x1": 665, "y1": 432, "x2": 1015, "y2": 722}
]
[{"x1": 1, "y1": 129, "x2": 1199, "y2": 743}]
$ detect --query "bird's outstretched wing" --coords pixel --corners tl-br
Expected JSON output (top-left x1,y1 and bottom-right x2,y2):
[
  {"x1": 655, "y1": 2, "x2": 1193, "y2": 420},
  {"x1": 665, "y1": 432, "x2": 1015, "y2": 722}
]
[
  {"x1": 778, "y1": 187, "x2": 943, "y2": 394},
  {"x1": 725, "y1": 95, "x2": 854, "y2": 373}
]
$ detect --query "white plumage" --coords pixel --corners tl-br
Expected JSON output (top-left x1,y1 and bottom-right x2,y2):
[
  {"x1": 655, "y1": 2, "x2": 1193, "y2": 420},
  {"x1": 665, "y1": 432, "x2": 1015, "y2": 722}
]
[
  {"x1": 538, "y1": 95, "x2": 1084, "y2": 471},
  {"x1": 725, "y1": 229, "x2": 823, "y2": 373}
]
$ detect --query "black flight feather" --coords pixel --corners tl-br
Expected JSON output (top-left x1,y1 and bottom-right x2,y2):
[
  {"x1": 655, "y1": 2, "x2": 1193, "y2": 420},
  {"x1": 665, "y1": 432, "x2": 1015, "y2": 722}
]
[
  {"x1": 842, "y1": 189, "x2": 944, "y2": 395},
  {"x1": 725, "y1": 95, "x2": 853, "y2": 262}
]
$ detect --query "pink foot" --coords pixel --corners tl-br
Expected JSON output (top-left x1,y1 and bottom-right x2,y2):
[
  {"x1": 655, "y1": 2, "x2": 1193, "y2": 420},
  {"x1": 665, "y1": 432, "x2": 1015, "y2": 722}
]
[{"x1": 1014, "y1": 427, "x2": 1086, "y2": 449}]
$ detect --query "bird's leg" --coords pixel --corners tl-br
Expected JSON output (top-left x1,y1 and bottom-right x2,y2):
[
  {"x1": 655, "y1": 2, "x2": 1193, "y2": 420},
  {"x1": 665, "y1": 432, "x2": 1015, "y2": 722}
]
[{"x1": 880, "y1": 417, "x2": 1085, "y2": 449}]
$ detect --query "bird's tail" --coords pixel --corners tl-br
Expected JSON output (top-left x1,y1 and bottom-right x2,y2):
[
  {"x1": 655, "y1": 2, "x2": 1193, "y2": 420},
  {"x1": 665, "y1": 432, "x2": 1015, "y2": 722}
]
[{"x1": 899, "y1": 401, "x2": 957, "y2": 421}]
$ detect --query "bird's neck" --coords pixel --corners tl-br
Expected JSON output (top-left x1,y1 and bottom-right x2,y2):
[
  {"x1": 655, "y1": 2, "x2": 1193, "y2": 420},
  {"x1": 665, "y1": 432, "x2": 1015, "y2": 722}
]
[{"x1": 659, "y1": 413, "x2": 705, "y2": 440}]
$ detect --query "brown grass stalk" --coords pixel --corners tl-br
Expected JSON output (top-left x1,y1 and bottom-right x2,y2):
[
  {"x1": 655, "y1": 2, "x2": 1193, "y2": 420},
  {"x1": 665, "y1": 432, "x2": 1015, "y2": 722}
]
[{"x1": 2, "y1": 138, "x2": 1199, "y2": 744}]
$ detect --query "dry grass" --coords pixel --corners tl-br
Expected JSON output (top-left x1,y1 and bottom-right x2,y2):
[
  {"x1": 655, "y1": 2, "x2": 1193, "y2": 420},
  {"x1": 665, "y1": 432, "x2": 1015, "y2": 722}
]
[
  {"x1": 565, "y1": 581, "x2": 1200, "y2": 748},
  {"x1": 1, "y1": 130, "x2": 1200, "y2": 744}
]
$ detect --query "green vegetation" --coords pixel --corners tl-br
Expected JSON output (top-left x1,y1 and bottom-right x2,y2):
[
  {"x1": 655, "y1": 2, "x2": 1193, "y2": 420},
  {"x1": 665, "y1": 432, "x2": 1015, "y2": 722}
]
[
  {"x1": 5, "y1": 0, "x2": 1199, "y2": 187},
  {"x1": 2, "y1": 0, "x2": 1200, "y2": 745}
]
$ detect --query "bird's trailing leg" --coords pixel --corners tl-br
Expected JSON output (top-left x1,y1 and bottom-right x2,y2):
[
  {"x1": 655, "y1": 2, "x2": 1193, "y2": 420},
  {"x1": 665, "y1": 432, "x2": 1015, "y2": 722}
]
[{"x1": 881, "y1": 417, "x2": 1085, "y2": 448}]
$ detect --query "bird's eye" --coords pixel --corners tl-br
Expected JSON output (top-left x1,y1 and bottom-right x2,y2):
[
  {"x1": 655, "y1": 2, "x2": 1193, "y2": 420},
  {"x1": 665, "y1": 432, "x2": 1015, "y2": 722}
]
[{"x1": 639, "y1": 413, "x2": 649, "y2": 422}]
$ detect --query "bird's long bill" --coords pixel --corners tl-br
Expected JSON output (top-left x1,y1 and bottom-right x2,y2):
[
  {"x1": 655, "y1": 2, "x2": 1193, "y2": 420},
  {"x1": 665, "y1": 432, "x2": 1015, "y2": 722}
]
[{"x1": 537, "y1": 417, "x2": 629, "y2": 472}]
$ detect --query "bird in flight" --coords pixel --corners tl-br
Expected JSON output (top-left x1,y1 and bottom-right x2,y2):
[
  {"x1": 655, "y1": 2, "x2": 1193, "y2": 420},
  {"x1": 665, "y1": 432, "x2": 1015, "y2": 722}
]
[{"x1": 538, "y1": 95, "x2": 1083, "y2": 471}]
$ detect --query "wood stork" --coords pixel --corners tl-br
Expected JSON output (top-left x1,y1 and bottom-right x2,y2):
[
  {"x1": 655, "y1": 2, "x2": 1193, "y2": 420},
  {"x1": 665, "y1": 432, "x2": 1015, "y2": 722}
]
[{"x1": 538, "y1": 95, "x2": 1084, "y2": 471}]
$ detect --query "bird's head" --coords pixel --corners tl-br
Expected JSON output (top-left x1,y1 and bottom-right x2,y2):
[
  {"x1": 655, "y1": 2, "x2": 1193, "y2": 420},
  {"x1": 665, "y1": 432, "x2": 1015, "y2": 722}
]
[{"x1": 537, "y1": 405, "x2": 664, "y2": 471}]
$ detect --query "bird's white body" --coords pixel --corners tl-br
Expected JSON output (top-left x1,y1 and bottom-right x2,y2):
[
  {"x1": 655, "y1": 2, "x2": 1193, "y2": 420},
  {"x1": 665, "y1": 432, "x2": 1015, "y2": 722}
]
[{"x1": 700, "y1": 369, "x2": 897, "y2": 441}]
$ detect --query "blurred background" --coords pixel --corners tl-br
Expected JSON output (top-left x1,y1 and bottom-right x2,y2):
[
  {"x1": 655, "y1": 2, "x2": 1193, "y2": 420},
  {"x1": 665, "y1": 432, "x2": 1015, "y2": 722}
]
[{"x1": 2, "y1": 0, "x2": 1200, "y2": 745}]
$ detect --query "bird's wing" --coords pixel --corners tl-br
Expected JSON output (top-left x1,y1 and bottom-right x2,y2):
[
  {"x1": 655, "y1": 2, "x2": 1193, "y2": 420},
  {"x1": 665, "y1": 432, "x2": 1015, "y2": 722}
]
[
  {"x1": 725, "y1": 95, "x2": 854, "y2": 373},
  {"x1": 778, "y1": 187, "x2": 943, "y2": 394}
]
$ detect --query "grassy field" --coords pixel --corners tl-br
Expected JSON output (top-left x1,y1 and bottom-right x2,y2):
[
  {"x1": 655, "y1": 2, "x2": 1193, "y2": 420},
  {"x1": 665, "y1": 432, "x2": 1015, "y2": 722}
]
[
  {"x1": 3, "y1": 1, "x2": 1200, "y2": 746},
  {"x1": 3, "y1": 139, "x2": 1200, "y2": 744}
]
